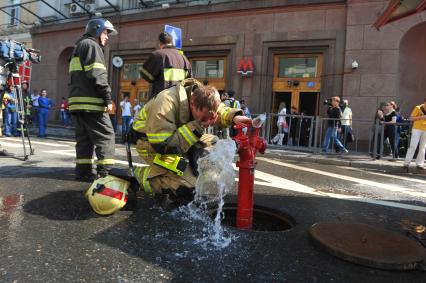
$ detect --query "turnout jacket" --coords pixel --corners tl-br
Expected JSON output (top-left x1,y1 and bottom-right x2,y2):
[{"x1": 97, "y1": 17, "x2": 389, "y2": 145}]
[
  {"x1": 132, "y1": 79, "x2": 242, "y2": 155},
  {"x1": 141, "y1": 46, "x2": 192, "y2": 100},
  {"x1": 68, "y1": 36, "x2": 111, "y2": 112}
]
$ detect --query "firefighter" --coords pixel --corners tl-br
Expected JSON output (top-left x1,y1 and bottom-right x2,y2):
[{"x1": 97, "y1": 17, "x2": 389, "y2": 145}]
[
  {"x1": 68, "y1": 18, "x2": 118, "y2": 181},
  {"x1": 131, "y1": 79, "x2": 251, "y2": 202},
  {"x1": 141, "y1": 32, "x2": 192, "y2": 100}
]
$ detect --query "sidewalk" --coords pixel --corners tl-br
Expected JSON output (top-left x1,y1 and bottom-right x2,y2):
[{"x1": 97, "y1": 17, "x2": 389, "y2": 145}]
[
  {"x1": 264, "y1": 148, "x2": 426, "y2": 175},
  {"x1": 29, "y1": 124, "x2": 425, "y2": 175}
]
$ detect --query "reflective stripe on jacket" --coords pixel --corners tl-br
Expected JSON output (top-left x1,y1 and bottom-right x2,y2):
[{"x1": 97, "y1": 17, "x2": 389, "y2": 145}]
[
  {"x1": 68, "y1": 36, "x2": 111, "y2": 113},
  {"x1": 141, "y1": 46, "x2": 192, "y2": 100},
  {"x1": 132, "y1": 78, "x2": 242, "y2": 155}
]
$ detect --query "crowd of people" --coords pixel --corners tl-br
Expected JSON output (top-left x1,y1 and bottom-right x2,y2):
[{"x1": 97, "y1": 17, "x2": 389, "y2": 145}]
[{"x1": 1, "y1": 82, "x2": 59, "y2": 138}]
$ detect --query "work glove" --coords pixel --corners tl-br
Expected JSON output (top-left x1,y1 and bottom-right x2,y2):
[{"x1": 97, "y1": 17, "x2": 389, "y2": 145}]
[
  {"x1": 126, "y1": 127, "x2": 141, "y2": 144},
  {"x1": 199, "y1": 134, "x2": 218, "y2": 147},
  {"x1": 187, "y1": 142, "x2": 210, "y2": 177}
]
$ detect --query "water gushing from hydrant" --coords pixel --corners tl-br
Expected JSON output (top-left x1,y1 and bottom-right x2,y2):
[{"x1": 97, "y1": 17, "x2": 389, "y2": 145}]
[{"x1": 175, "y1": 139, "x2": 237, "y2": 249}]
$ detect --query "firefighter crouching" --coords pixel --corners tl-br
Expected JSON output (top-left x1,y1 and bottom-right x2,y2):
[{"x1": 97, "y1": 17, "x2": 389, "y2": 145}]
[{"x1": 130, "y1": 79, "x2": 251, "y2": 201}]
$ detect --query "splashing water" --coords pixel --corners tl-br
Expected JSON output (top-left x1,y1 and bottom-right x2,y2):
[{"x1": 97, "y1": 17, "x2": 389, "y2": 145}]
[{"x1": 175, "y1": 139, "x2": 238, "y2": 249}]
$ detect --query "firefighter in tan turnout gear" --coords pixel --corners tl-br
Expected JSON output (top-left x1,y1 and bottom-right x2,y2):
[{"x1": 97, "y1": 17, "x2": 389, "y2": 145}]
[
  {"x1": 68, "y1": 18, "x2": 117, "y2": 181},
  {"x1": 141, "y1": 32, "x2": 192, "y2": 100},
  {"x1": 131, "y1": 79, "x2": 251, "y2": 201}
]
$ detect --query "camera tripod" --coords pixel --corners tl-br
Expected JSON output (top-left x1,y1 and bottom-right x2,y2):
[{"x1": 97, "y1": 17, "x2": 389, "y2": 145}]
[{"x1": 1, "y1": 62, "x2": 34, "y2": 160}]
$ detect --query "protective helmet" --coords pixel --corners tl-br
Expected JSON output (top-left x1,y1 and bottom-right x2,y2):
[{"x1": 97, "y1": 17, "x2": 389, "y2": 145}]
[
  {"x1": 85, "y1": 175, "x2": 129, "y2": 215},
  {"x1": 85, "y1": 18, "x2": 118, "y2": 38}
]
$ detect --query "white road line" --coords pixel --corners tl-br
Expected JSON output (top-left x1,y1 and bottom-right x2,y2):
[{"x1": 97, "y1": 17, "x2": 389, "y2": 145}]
[
  {"x1": 0, "y1": 141, "x2": 22, "y2": 148},
  {"x1": 43, "y1": 150, "x2": 147, "y2": 167},
  {"x1": 252, "y1": 180, "x2": 426, "y2": 212},
  {"x1": 337, "y1": 165, "x2": 426, "y2": 185},
  {"x1": 1, "y1": 137, "x2": 70, "y2": 147},
  {"x1": 257, "y1": 157, "x2": 426, "y2": 198}
]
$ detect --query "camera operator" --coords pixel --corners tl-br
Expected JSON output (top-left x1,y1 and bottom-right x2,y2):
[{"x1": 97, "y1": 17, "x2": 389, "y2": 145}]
[
  {"x1": 2, "y1": 84, "x2": 18, "y2": 137},
  {"x1": 322, "y1": 96, "x2": 348, "y2": 153}
]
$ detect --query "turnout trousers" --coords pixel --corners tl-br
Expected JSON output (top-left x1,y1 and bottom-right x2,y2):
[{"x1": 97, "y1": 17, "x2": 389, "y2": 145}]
[
  {"x1": 134, "y1": 139, "x2": 196, "y2": 196},
  {"x1": 73, "y1": 112, "x2": 115, "y2": 177}
]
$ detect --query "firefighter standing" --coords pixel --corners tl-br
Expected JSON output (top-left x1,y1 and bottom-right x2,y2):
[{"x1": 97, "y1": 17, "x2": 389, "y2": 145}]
[
  {"x1": 68, "y1": 18, "x2": 117, "y2": 181},
  {"x1": 141, "y1": 32, "x2": 192, "y2": 100},
  {"x1": 131, "y1": 79, "x2": 251, "y2": 201}
]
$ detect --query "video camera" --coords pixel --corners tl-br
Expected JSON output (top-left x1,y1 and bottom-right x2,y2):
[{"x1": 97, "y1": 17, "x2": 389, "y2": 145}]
[
  {"x1": 323, "y1": 97, "x2": 346, "y2": 109},
  {"x1": 0, "y1": 39, "x2": 41, "y2": 85}
]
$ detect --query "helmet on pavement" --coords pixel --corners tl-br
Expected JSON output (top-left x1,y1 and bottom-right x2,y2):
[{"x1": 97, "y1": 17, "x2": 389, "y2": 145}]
[
  {"x1": 85, "y1": 18, "x2": 118, "y2": 38},
  {"x1": 85, "y1": 175, "x2": 129, "y2": 215}
]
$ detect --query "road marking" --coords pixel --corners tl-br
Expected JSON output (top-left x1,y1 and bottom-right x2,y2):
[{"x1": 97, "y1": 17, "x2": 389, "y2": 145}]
[
  {"x1": 257, "y1": 157, "x2": 426, "y2": 198},
  {"x1": 0, "y1": 141, "x2": 22, "y2": 148},
  {"x1": 43, "y1": 150, "x2": 147, "y2": 167},
  {"x1": 337, "y1": 166, "x2": 426, "y2": 185},
  {"x1": 234, "y1": 169, "x2": 426, "y2": 212},
  {"x1": 1, "y1": 137, "x2": 70, "y2": 147}
]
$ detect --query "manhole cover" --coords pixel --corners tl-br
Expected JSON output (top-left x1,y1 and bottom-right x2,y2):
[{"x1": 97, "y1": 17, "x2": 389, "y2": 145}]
[
  {"x1": 210, "y1": 203, "x2": 295, "y2": 232},
  {"x1": 309, "y1": 222, "x2": 426, "y2": 271}
]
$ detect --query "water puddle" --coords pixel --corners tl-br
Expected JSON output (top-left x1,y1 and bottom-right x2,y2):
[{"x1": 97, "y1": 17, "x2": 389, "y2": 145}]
[{"x1": 173, "y1": 139, "x2": 238, "y2": 249}]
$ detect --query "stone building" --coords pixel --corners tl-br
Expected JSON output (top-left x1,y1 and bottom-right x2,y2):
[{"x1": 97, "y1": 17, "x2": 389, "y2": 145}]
[{"x1": 2, "y1": 0, "x2": 424, "y2": 126}]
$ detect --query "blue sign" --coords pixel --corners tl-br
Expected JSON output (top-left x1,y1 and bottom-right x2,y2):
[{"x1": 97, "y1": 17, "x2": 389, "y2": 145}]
[
  {"x1": 307, "y1": 81, "x2": 315, "y2": 88},
  {"x1": 165, "y1": 25, "x2": 182, "y2": 49}
]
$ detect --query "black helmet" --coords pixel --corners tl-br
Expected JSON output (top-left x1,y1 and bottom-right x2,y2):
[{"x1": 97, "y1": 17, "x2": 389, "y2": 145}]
[{"x1": 85, "y1": 18, "x2": 117, "y2": 38}]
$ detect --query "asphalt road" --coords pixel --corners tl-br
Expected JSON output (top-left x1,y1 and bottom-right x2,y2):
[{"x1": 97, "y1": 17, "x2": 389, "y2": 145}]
[{"x1": 0, "y1": 136, "x2": 425, "y2": 282}]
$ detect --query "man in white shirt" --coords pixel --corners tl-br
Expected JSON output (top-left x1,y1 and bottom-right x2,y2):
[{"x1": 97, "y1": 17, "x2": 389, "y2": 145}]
[
  {"x1": 120, "y1": 95, "x2": 132, "y2": 141},
  {"x1": 340, "y1": 99, "x2": 353, "y2": 147},
  {"x1": 132, "y1": 99, "x2": 143, "y2": 120}
]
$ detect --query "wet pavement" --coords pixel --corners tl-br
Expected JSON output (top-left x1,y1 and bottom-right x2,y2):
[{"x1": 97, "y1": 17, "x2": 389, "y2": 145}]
[
  {"x1": 0, "y1": 127, "x2": 425, "y2": 282},
  {"x1": 1, "y1": 166, "x2": 425, "y2": 282}
]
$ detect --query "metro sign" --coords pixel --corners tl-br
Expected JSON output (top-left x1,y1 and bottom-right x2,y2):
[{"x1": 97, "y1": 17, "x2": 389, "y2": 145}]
[{"x1": 237, "y1": 57, "x2": 254, "y2": 77}]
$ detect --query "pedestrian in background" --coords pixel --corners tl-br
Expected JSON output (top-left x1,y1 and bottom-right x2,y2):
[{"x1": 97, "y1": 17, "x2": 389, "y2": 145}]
[
  {"x1": 241, "y1": 99, "x2": 251, "y2": 118},
  {"x1": 322, "y1": 96, "x2": 348, "y2": 153},
  {"x1": 37, "y1": 89, "x2": 52, "y2": 138},
  {"x1": 271, "y1": 102, "x2": 287, "y2": 145},
  {"x1": 383, "y1": 101, "x2": 398, "y2": 158},
  {"x1": 68, "y1": 18, "x2": 117, "y2": 181},
  {"x1": 2, "y1": 84, "x2": 18, "y2": 137},
  {"x1": 60, "y1": 97, "x2": 70, "y2": 126},
  {"x1": 288, "y1": 106, "x2": 299, "y2": 146},
  {"x1": 120, "y1": 94, "x2": 132, "y2": 141},
  {"x1": 31, "y1": 89, "x2": 40, "y2": 127},
  {"x1": 133, "y1": 98, "x2": 143, "y2": 122},
  {"x1": 141, "y1": 31, "x2": 192, "y2": 99},
  {"x1": 403, "y1": 98, "x2": 426, "y2": 170},
  {"x1": 340, "y1": 99, "x2": 353, "y2": 147}
]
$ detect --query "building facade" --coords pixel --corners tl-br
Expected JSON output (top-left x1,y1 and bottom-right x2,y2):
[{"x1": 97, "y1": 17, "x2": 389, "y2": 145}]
[{"x1": 22, "y1": 0, "x2": 426, "y2": 126}]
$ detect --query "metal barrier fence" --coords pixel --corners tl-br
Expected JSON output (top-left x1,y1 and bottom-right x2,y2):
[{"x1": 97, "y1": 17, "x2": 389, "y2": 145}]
[{"x1": 252, "y1": 113, "x2": 413, "y2": 158}]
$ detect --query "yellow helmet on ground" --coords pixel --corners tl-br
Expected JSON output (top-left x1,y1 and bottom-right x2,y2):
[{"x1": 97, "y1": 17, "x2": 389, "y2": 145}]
[{"x1": 85, "y1": 175, "x2": 130, "y2": 215}]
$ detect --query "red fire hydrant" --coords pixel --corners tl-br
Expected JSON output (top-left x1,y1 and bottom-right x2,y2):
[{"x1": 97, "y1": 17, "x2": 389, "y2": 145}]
[{"x1": 233, "y1": 121, "x2": 267, "y2": 230}]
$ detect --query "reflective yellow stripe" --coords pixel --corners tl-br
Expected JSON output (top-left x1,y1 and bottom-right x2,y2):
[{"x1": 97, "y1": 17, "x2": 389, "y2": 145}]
[
  {"x1": 84, "y1": 62, "x2": 106, "y2": 71},
  {"x1": 96, "y1": 159, "x2": 115, "y2": 165},
  {"x1": 69, "y1": 57, "x2": 83, "y2": 72},
  {"x1": 140, "y1": 108, "x2": 147, "y2": 120},
  {"x1": 178, "y1": 125, "x2": 198, "y2": 146},
  {"x1": 143, "y1": 167, "x2": 153, "y2": 193},
  {"x1": 221, "y1": 108, "x2": 231, "y2": 126},
  {"x1": 163, "y1": 68, "x2": 186, "y2": 82},
  {"x1": 69, "y1": 97, "x2": 104, "y2": 104},
  {"x1": 76, "y1": 158, "x2": 94, "y2": 164},
  {"x1": 141, "y1": 67, "x2": 154, "y2": 81},
  {"x1": 133, "y1": 120, "x2": 146, "y2": 131},
  {"x1": 146, "y1": 132, "x2": 173, "y2": 144},
  {"x1": 69, "y1": 104, "x2": 106, "y2": 112},
  {"x1": 136, "y1": 148, "x2": 149, "y2": 157}
]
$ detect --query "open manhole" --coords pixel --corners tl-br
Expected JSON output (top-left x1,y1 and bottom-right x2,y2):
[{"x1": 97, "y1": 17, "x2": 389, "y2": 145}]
[{"x1": 210, "y1": 203, "x2": 295, "y2": 232}]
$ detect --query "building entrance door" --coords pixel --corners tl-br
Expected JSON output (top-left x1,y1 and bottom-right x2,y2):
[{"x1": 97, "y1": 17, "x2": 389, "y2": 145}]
[
  {"x1": 118, "y1": 61, "x2": 150, "y2": 124},
  {"x1": 272, "y1": 54, "x2": 323, "y2": 115}
]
